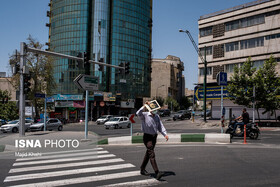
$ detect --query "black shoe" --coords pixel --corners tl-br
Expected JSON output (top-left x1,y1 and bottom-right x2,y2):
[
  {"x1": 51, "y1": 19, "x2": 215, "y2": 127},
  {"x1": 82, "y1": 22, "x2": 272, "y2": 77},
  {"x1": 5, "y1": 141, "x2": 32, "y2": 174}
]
[
  {"x1": 140, "y1": 169, "x2": 150, "y2": 176},
  {"x1": 156, "y1": 171, "x2": 164, "y2": 180}
]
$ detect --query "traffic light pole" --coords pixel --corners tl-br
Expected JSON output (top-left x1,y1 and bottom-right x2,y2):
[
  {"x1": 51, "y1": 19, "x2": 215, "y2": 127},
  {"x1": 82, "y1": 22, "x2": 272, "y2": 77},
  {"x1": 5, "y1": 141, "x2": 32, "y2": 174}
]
[
  {"x1": 18, "y1": 42, "x2": 125, "y2": 137},
  {"x1": 19, "y1": 42, "x2": 26, "y2": 137}
]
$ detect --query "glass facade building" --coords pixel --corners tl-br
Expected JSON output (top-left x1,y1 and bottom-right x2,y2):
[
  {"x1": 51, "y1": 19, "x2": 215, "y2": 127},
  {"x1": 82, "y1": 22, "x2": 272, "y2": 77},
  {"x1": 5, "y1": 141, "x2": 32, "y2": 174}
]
[{"x1": 48, "y1": 0, "x2": 152, "y2": 100}]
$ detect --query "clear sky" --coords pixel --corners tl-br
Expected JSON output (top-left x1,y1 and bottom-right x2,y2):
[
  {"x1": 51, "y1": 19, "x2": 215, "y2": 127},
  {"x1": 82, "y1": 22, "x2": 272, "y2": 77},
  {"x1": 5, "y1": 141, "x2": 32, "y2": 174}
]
[{"x1": 0, "y1": 0, "x2": 254, "y2": 90}]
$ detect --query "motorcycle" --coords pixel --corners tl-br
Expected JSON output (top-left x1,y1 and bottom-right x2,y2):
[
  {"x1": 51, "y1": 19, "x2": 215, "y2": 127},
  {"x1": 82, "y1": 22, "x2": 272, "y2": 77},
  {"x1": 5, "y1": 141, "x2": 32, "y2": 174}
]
[{"x1": 225, "y1": 119, "x2": 260, "y2": 139}]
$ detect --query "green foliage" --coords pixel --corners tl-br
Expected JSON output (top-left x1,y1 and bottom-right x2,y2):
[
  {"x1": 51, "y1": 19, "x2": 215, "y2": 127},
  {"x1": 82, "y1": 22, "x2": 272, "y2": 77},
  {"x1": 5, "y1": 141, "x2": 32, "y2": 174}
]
[
  {"x1": 0, "y1": 90, "x2": 18, "y2": 121},
  {"x1": 180, "y1": 96, "x2": 191, "y2": 110},
  {"x1": 227, "y1": 56, "x2": 280, "y2": 119},
  {"x1": 254, "y1": 56, "x2": 280, "y2": 116},
  {"x1": 227, "y1": 57, "x2": 256, "y2": 107},
  {"x1": 152, "y1": 96, "x2": 165, "y2": 107},
  {"x1": 165, "y1": 97, "x2": 180, "y2": 111}
]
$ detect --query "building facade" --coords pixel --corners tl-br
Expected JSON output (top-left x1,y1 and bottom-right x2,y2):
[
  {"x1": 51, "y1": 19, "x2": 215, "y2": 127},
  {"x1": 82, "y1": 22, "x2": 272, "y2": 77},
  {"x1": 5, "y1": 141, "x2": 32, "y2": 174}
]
[
  {"x1": 150, "y1": 55, "x2": 185, "y2": 102},
  {"x1": 47, "y1": 0, "x2": 153, "y2": 120},
  {"x1": 198, "y1": 0, "x2": 280, "y2": 119}
]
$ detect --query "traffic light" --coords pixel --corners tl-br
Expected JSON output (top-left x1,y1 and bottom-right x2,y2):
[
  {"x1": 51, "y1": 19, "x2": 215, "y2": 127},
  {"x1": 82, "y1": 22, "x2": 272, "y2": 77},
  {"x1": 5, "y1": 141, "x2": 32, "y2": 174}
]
[
  {"x1": 125, "y1": 62, "x2": 130, "y2": 74},
  {"x1": 83, "y1": 52, "x2": 89, "y2": 65},
  {"x1": 76, "y1": 52, "x2": 84, "y2": 69},
  {"x1": 98, "y1": 58, "x2": 104, "y2": 71},
  {"x1": 119, "y1": 62, "x2": 124, "y2": 74},
  {"x1": 23, "y1": 74, "x2": 31, "y2": 94},
  {"x1": 98, "y1": 65, "x2": 104, "y2": 71}
]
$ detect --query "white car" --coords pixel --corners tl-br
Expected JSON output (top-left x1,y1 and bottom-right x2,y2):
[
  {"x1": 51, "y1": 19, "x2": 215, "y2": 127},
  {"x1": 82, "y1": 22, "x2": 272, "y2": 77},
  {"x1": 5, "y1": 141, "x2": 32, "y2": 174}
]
[
  {"x1": 30, "y1": 118, "x2": 63, "y2": 131},
  {"x1": 104, "y1": 117, "x2": 131, "y2": 129},
  {"x1": 0, "y1": 119, "x2": 33, "y2": 133},
  {"x1": 96, "y1": 115, "x2": 113, "y2": 125}
]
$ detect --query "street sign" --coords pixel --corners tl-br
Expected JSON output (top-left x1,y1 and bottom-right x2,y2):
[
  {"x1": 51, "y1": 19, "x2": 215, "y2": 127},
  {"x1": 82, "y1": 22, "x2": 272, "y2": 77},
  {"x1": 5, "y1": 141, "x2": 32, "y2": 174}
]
[
  {"x1": 194, "y1": 86, "x2": 230, "y2": 101},
  {"x1": 35, "y1": 93, "x2": 46, "y2": 98},
  {"x1": 217, "y1": 72, "x2": 227, "y2": 86},
  {"x1": 129, "y1": 114, "x2": 136, "y2": 123},
  {"x1": 74, "y1": 74, "x2": 99, "y2": 91}
]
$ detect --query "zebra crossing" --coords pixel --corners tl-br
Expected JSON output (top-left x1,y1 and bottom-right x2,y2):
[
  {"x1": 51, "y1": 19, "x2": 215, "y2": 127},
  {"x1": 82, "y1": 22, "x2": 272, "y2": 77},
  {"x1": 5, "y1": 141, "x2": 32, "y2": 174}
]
[{"x1": 3, "y1": 147, "x2": 165, "y2": 187}]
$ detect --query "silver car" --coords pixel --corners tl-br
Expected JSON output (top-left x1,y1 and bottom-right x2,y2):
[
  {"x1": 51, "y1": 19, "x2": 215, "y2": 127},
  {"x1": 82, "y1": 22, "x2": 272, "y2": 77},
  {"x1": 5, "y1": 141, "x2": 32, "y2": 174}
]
[
  {"x1": 96, "y1": 115, "x2": 113, "y2": 125},
  {"x1": 30, "y1": 118, "x2": 63, "y2": 131},
  {"x1": 104, "y1": 117, "x2": 131, "y2": 129},
  {"x1": 0, "y1": 120, "x2": 33, "y2": 133}
]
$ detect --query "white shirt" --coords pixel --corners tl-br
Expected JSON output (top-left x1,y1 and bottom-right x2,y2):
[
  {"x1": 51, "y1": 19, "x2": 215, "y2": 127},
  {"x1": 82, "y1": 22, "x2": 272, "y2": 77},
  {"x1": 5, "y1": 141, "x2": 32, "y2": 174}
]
[{"x1": 136, "y1": 106, "x2": 167, "y2": 137}]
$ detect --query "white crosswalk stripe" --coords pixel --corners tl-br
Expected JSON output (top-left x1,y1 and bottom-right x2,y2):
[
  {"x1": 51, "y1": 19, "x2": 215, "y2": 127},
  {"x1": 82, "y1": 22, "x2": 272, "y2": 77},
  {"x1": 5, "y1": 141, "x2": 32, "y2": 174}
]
[{"x1": 4, "y1": 147, "x2": 165, "y2": 187}]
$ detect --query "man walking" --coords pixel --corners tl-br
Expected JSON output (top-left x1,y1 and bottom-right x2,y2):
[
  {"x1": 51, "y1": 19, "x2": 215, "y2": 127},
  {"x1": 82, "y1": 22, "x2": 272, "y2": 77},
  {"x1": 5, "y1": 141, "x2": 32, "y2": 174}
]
[{"x1": 136, "y1": 101, "x2": 169, "y2": 180}]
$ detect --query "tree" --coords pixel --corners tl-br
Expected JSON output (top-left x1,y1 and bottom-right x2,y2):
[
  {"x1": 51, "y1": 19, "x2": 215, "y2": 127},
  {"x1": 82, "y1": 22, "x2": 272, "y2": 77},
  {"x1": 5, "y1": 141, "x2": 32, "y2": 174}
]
[
  {"x1": 227, "y1": 57, "x2": 256, "y2": 108},
  {"x1": 165, "y1": 97, "x2": 179, "y2": 111},
  {"x1": 152, "y1": 96, "x2": 165, "y2": 107},
  {"x1": 9, "y1": 35, "x2": 56, "y2": 118},
  {"x1": 254, "y1": 56, "x2": 280, "y2": 120},
  {"x1": 180, "y1": 96, "x2": 191, "y2": 110},
  {"x1": 0, "y1": 90, "x2": 18, "y2": 121},
  {"x1": 227, "y1": 56, "x2": 280, "y2": 121}
]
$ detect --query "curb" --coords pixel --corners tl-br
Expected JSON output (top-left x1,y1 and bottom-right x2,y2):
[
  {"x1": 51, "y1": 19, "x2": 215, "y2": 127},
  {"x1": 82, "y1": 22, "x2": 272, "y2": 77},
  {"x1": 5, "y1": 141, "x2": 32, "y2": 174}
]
[{"x1": 97, "y1": 133, "x2": 231, "y2": 145}]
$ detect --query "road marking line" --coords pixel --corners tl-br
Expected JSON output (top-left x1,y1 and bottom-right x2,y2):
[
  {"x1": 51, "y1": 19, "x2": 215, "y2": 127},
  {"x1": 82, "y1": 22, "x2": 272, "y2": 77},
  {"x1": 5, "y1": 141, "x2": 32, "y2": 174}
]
[
  {"x1": 8, "y1": 171, "x2": 140, "y2": 187},
  {"x1": 97, "y1": 178, "x2": 166, "y2": 187},
  {"x1": 13, "y1": 154, "x2": 116, "y2": 166},
  {"x1": 9, "y1": 158, "x2": 124, "y2": 173},
  {"x1": 16, "y1": 150, "x2": 108, "y2": 161},
  {"x1": 4, "y1": 163, "x2": 135, "y2": 182}
]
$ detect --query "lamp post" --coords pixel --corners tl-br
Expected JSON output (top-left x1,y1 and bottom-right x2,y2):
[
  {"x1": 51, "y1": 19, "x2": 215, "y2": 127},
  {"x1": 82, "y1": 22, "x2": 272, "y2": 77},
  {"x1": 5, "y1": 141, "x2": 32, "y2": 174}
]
[
  {"x1": 156, "y1": 85, "x2": 165, "y2": 98},
  {"x1": 179, "y1": 29, "x2": 207, "y2": 122}
]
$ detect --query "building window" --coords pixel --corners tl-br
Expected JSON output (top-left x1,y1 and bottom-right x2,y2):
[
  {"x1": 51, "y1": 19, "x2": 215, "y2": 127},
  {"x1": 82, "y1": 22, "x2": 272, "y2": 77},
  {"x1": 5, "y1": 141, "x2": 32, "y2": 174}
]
[
  {"x1": 225, "y1": 14, "x2": 265, "y2": 31},
  {"x1": 225, "y1": 41, "x2": 239, "y2": 52},
  {"x1": 199, "y1": 26, "x2": 213, "y2": 37},
  {"x1": 240, "y1": 37, "x2": 264, "y2": 49},
  {"x1": 225, "y1": 64, "x2": 237, "y2": 73},
  {"x1": 200, "y1": 46, "x2": 212, "y2": 56},
  {"x1": 265, "y1": 33, "x2": 280, "y2": 40},
  {"x1": 199, "y1": 67, "x2": 212, "y2": 76},
  {"x1": 253, "y1": 60, "x2": 264, "y2": 70}
]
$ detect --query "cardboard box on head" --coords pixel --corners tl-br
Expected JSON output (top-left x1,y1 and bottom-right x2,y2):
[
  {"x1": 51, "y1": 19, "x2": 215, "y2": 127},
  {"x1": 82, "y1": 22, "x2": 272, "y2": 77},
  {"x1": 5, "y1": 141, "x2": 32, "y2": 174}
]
[{"x1": 145, "y1": 100, "x2": 161, "y2": 112}]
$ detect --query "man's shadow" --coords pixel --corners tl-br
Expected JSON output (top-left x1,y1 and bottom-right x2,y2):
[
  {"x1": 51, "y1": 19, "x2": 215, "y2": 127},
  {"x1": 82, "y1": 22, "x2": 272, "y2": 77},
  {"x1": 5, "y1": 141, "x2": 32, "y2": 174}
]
[{"x1": 150, "y1": 171, "x2": 176, "y2": 181}]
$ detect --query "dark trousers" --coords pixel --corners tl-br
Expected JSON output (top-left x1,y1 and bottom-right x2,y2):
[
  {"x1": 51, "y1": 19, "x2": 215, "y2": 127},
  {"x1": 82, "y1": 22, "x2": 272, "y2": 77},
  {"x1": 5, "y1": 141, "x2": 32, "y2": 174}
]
[{"x1": 141, "y1": 133, "x2": 159, "y2": 173}]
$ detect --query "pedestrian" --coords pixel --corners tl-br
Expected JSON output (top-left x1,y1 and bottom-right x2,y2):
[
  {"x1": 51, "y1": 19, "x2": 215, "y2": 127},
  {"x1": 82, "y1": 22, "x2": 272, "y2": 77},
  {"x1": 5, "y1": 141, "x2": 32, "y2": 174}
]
[{"x1": 136, "y1": 101, "x2": 169, "y2": 180}]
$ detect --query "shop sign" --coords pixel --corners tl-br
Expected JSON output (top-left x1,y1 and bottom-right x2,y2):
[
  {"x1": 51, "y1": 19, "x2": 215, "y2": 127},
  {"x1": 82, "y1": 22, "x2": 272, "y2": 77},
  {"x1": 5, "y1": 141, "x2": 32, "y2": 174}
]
[
  {"x1": 55, "y1": 101, "x2": 73, "y2": 107},
  {"x1": 109, "y1": 97, "x2": 116, "y2": 101},
  {"x1": 54, "y1": 94, "x2": 83, "y2": 101},
  {"x1": 103, "y1": 92, "x2": 113, "y2": 101},
  {"x1": 73, "y1": 101, "x2": 85, "y2": 108}
]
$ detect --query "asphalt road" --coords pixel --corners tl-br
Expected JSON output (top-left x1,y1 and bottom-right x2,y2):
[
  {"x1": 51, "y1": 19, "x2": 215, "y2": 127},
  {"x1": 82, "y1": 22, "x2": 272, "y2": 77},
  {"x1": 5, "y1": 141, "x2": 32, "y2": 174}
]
[{"x1": 1, "y1": 117, "x2": 280, "y2": 187}]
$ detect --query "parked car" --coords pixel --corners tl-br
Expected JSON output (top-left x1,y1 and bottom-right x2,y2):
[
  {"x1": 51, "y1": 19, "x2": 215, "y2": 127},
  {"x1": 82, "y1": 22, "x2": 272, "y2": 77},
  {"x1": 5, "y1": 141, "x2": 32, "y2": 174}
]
[
  {"x1": 0, "y1": 119, "x2": 33, "y2": 133},
  {"x1": 173, "y1": 110, "x2": 191, "y2": 121},
  {"x1": 200, "y1": 110, "x2": 211, "y2": 117},
  {"x1": 96, "y1": 115, "x2": 113, "y2": 125},
  {"x1": 0, "y1": 119, "x2": 7, "y2": 126},
  {"x1": 104, "y1": 117, "x2": 131, "y2": 129},
  {"x1": 159, "y1": 109, "x2": 171, "y2": 117},
  {"x1": 30, "y1": 118, "x2": 63, "y2": 131}
]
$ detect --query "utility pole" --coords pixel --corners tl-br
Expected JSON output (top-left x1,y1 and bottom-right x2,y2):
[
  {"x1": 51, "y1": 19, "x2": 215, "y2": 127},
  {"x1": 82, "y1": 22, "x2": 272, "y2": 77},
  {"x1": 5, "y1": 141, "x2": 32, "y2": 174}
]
[
  {"x1": 19, "y1": 42, "x2": 26, "y2": 136},
  {"x1": 179, "y1": 29, "x2": 207, "y2": 122}
]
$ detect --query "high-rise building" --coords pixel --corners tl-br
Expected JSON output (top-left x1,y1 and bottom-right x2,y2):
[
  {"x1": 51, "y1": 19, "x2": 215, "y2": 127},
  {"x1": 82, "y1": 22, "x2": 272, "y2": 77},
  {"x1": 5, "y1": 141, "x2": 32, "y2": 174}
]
[
  {"x1": 198, "y1": 0, "x2": 280, "y2": 119},
  {"x1": 47, "y1": 0, "x2": 152, "y2": 100},
  {"x1": 47, "y1": 0, "x2": 153, "y2": 120}
]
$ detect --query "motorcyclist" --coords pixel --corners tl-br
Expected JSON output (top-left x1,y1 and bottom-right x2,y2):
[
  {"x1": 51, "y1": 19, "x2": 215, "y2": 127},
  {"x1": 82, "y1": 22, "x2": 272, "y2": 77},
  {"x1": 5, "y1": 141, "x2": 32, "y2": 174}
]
[{"x1": 233, "y1": 108, "x2": 249, "y2": 133}]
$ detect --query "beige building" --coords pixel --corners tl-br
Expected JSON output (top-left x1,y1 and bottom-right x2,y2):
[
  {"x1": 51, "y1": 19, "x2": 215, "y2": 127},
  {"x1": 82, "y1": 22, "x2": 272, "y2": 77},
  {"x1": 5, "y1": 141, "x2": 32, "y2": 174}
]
[
  {"x1": 0, "y1": 77, "x2": 17, "y2": 101},
  {"x1": 198, "y1": 0, "x2": 280, "y2": 119},
  {"x1": 150, "y1": 55, "x2": 185, "y2": 101}
]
